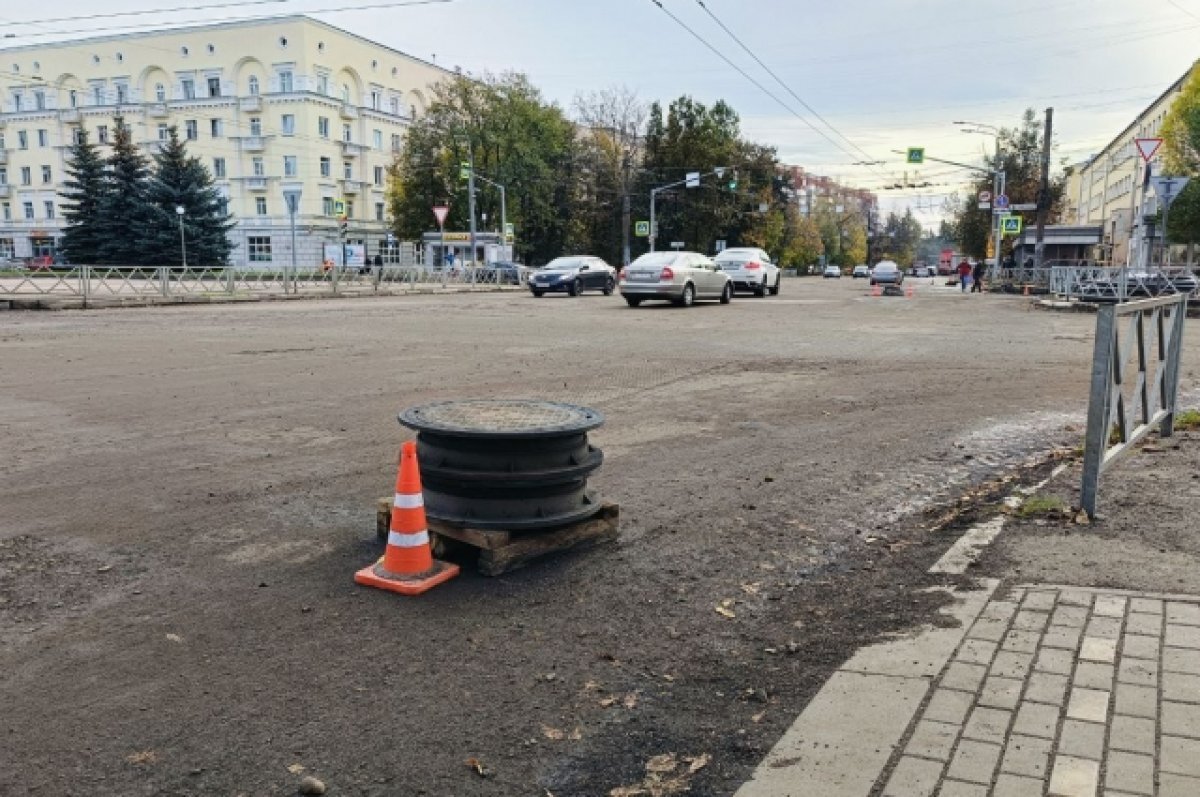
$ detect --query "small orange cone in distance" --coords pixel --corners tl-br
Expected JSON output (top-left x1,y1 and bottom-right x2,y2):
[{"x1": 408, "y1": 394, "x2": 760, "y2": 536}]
[
  {"x1": 1023, "y1": 284, "x2": 1031, "y2": 296},
  {"x1": 355, "y1": 440, "x2": 459, "y2": 596},
  {"x1": 871, "y1": 284, "x2": 882, "y2": 297},
  {"x1": 905, "y1": 284, "x2": 915, "y2": 299}
]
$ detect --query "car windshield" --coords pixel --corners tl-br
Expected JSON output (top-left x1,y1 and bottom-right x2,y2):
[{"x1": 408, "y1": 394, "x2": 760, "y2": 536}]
[
  {"x1": 632, "y1": 253, "x2": 678, "y2": 268},
  {"x1": 715, "y1": 250, "x2": 760, "y2": 263},
  {"x1": 875, "y1": 263, "x2": 897, "y2": 272},
  {"x1": 542, "y1": 258, "x2": 585, "y2": 270}
]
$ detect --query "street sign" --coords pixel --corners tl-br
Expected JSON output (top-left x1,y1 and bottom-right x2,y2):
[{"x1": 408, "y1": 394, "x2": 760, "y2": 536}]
[
  {"x1": 386, "y1": 232, "x2": 396, "y2": 245},
  {"x1": 685, "y1": 171, "x2": 700, "y2": 188},
  {"x1": 459, "y1": 161, "x2": 471, "y2": 180},
  {"x1": 1150, "y1": 176, "x2": 1191, "y2": 208},
  {"x1": 1000, "y1": 216, "x2": 1022, "y2": 236},
  {"x1": 715, "y1": 239, "x2": 727, "y2": 252},
  {"x1": 978, "y1": 190, "x2": 992, "y2": 203},
  {"x1": 635, "y1": 220, "x2": 650, "y2": 237},
  {"x1": 1135, "y1": 138, "x2": 1163, "y2": 163},
  {"x1": 994, "y1": 194, "x2": 1010, "y2": 210},
  {"x1": 670, "y1": 241, "x2": 685, "y2": 250},
  {"x1": 504, "y1": 222, "x2": 515, "y2": 237},
  {"x1": 906, "y1": 147, "x2": 924, "y2": 164},
  {"x1": 432, "y1": 205, "x2": 449, "y2": 226},
  {"x1": 1009, "y1": 202, "x2": 1038, "y2": 211}
]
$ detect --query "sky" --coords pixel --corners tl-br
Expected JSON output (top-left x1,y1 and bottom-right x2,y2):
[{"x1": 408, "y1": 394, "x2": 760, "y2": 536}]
[{"x1": 3, "y1": 0, "x2": 1198, "y2": 228}]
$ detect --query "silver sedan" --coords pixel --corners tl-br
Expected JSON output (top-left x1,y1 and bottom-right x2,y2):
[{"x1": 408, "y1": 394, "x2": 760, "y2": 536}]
[{"x1": 619, "y1": 251, "x2": 733, "y2": 308}]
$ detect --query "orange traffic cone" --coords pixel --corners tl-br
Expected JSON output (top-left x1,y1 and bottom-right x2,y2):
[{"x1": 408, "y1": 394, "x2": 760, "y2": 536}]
[
  {"x1": 870, "y1": 284, "x2": 882, "y2": 297},
  {"x1": 905, "y1": 285, "x2": 915, "y2": 299},
  {"x1": 1023, "y1": 284, "x2": 1031, "y2": 296},
  {"x1": 355, "y1": 440, "x2": 459, "y2": 595}
]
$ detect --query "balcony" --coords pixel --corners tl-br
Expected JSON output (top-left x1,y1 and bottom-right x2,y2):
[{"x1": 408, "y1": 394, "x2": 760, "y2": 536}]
[
  {"x1": 146, "y1": 103, "x2": 170, "y2": 118},
  {"x1": 245, "y1": 177, "x2": 269, "y2": 191},
  {"x1": 242, "y1": 135, "x2": 267, "y2": 152},
  {"x1": 239, "y1": 96, "x2": 262, "y2": 113},
  {"x1": 341, "y1": 178, "x2": 366, "y2": 193},
  {"x1": 58, "y1": 108, "x2": 81, "y2": 124},
  {"x1": 340, "y1": 141, "x2": 367, "y2": 158},
  {"x1": 339, "y1": 103, "x2": 359, "y2": 120}
]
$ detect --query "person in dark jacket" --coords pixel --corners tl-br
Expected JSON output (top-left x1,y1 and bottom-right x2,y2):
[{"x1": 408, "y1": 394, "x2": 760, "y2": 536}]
[{"x1": 971, "y1": 260, "x2": 985, "y2": 293}]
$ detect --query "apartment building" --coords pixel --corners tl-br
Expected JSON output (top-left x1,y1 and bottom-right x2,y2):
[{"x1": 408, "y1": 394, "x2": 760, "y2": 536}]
[
  {"x1": 0, "y1": 16, "x2": 453, "y2": 266},
  {"x1": 1063, "y1": 61, "x2": 1197, "y2": 265},
  {"x1": 781, "y1": 165, "x2": 878, "y2": 217}
]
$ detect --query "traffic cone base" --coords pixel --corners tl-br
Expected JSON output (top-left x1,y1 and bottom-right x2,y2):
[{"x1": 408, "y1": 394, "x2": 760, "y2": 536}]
[{"x1": 354, "y1": 557, "x2": 460, "y2": 596}]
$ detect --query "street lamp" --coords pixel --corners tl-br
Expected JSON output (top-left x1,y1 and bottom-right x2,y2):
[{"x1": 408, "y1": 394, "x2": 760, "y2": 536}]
[
  {"x1": 955, "y1": 121, "x2": 1005, "y2": 277},
  {"x1": 175, "y1": 205, "x2": 186, "y2": 269}
]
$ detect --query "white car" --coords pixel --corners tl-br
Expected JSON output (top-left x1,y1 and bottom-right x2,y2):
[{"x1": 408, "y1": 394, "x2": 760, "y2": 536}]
[
  {"x1": 713, "y1": 247, "x2": 780, "y2": 297},
  {"x1": 620, "y1": 251, "x2": 733, "y2": 308},
  {"x1": 823, "y1": 264, "x2": 842, "y2": 278}
]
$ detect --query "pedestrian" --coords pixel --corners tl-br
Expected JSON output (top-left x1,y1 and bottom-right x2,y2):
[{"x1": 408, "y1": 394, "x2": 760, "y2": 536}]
[
  {"x1": 958, "y1": 259, "x2": 972, "y2": 293},
  {"x1": 971, "y1": 260, "x2": 985, "y2": 293}
]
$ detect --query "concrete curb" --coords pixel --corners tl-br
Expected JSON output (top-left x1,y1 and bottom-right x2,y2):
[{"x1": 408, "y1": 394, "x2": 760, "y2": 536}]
[{"x1": 0, "y1": 286, "x2": 525, "y2": 311}]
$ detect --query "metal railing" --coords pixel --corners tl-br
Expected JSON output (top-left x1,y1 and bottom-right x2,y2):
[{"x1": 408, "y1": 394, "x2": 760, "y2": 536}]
[
  {"x1": 0, "y1": 264, "x2": 528, "y2": 302},
  {"x1": 1080, "y1": 293, "x2": 1188, "y2": 518},
  {"x1": 1049, "y1": 265, "x2": 1200, "y2": 303}
]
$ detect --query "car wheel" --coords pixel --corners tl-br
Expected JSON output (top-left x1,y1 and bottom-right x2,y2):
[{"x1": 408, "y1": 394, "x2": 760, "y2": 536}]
[
  {"x1": 569, "y1": 278, "x2": 583, "y2": 297},
  {"x1": 674, "y1": 283, "x2": 695, "y2": 307},
  {"x1": 719, "y1": 282, "x2": 732, "y2": 304},
  {"x1": 755, "y1": 279, "x2": 767, "y2": 298},
  {"x1": 624, "y1": 296, "x2": 642, "y2": 307},
  {"x1": 603, "y1": 277, "x2": 615, "y2": 296},
  {"x1": 869, "y1": 279, "x2": 876, "y2": 286},
  {"x1": 532, "y1": 290, "x2": 545, "y2": 298},
  {"x1": 769, "y1": 275, "x2": 781, "y2": 295}
]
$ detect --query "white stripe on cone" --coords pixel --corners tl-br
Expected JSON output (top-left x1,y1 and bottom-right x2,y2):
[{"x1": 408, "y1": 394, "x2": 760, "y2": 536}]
[
  {"x1": 388, "y1": 529, "x2": 430, "y2": 548},
  {"x1": 394, "y1": 492, "x2": 424, "y2": 509}
]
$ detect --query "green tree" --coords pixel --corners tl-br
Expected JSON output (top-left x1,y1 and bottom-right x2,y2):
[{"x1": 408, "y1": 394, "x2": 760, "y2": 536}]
[
  {"x1": 59, "y1": 127, "x2": 108, "y2": 264},
  {"x1": 97, "y1": 115, "x2": 154, "y2": 265},
  {"x1": 1161, "y1": 64, "x2": 1200, "y2": 257},
  {"x1": 143, "y1": 126, "x2": 235, "y2": 267},
  {"x1": 875, "y1": 209, "x2": 923, "y2": 266},
  {"x1": 388, "y1": 73, "x2": 579, "y2": 265}
]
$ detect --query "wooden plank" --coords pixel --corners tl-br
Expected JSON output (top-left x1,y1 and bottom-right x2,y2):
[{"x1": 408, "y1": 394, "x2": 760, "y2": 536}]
[
  {"x1": 428, "y1": 520, "x2": 513, "y2": 550},
  {"x1": 477, "y1": 505, "x2": 620, "y2": 576}
]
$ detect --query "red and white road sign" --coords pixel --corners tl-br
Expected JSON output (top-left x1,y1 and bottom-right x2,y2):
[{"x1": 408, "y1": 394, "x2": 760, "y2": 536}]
[
  {"x1": 978, "y1": 190, "x2": 992, "y2": 202},
  {"x1": 432, "y1": 205, "x2": 449, "y2": 226},
  {"x1": 1134, "y1": 138, "x2": 1162, "y2": 163}
]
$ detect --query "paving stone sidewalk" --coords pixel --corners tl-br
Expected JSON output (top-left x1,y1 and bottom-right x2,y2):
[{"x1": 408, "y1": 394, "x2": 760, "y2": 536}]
[{"x1": 736, "y1": 583, "x2": 1200, "y2": 797}]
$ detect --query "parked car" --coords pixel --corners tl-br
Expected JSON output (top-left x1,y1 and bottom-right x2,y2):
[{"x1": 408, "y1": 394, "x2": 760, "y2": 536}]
[
  {"x1": 913, "y1": 265, "x2": 932, "y2": 278},
  {"x1": 869, "y1": 260, "x2": 904, "y2": 286},
  {"x1": 713, "y1": 247, "x2": 780, "y2": 297},
  {"x1": 823, "y1": 264, "x2": 842, "y2": 279},
  {"x1": 620, "y1": 251, "x2": 732, "y2": 308},
  {"x1": 851, "y1": 264, "x2": 870, "y2": 279},
  {"x1": 529, "y1": 256, "x2": 617, "y2": 297}
]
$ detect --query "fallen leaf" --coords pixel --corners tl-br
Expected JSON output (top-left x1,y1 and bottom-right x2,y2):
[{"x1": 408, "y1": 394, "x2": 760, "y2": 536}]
[
  {"x1": 583, "y1": 680, "x2": 602, "y2": 692},
  {"x1": 542, "y1": 725, "x2": 565, "y2": 741},
  {"x1": 599, "y1": 697, "x2": 617, "y2": 707},
  {"x1": 752, "y1": 710, "x2": 766, "y2": 723},
  {"x1": 287, "y1": 763, "x2": 306, "y2": 774},
  {"x1": 609, "y1": 787, "x2": 649, "y2": 797},
  {"x1": 715, "y1": 605, "x2": 736, "y2": 619},
  {"x1": 165, "y1": 633, "x2": 183, "y2": 643},
  {"x1": 685, "y1": 753, "x2": 711, "y2": 773},
  {"x1": 465, "y1": 757, "x2": 490, "y2": 778},
  {"x1": 569, "y1": 727, "x2": 582, "y2": 741},
  {"x1": 126, "y1": 750, "x2": 157, "y2": 766},
  {"x1": 740, "y1": 582, "x2": 761, "y2": 595},
  {"x1": 623, "y1": 693, "x2": 639, "y2": 709},
  {"x1": 646, "y1": 753, "x2": 678, "y2": 773},
  {"x1": 96, "y1": 564, "x2": 113, "y2": 573}
]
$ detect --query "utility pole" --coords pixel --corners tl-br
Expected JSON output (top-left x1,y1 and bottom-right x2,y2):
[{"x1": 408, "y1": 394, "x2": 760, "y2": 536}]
[
  {"x1": 621, "y1": 152, "x2": 632, "y2": 267},
  {"x1": 1033, "y1": 107, "x2": 1054, "y2": 270},
  {"x1": 467, "y1": 142, "x2": 477, "y2": 284}
]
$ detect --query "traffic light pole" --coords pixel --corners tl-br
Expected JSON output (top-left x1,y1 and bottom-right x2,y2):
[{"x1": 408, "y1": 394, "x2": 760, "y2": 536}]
[
  {"x1": 468, "y1": 145, "x2": 477, "y2": 284},
  {"x1": 649, "y1": 167, "x2": 731, "y2": 252}
]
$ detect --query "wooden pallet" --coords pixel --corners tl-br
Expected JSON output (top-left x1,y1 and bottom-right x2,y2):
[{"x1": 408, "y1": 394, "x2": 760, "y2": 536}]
[{"x1": 376, "y1": 498, "x2": 620, "y2": 576}]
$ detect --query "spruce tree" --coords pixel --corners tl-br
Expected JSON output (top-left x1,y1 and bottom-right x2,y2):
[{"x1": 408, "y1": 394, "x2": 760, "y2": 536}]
[
  {"x1": 96, "y1": 115, "x2": 154, "y2": 265},
  {"x1": 59, "y1": 127, "x2": 109, "y2": 265},
  {"x1": 144, "y1": 126, "x2": 236, "y2": 268}
]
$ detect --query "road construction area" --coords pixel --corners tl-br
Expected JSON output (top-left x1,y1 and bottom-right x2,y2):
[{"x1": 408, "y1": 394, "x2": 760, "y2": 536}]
[{"x1": 1, "y1": 279, "x2": 1197, "y2": 796}]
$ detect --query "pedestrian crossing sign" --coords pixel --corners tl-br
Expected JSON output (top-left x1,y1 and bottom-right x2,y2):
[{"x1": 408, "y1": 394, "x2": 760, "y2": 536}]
[
  {"x1": 635, "y1": 220, "x2": 650, "y2": 237},
  {"x1": 906, "y1": 147, "x2": 924, "y2": 164},
  {"x1": 1001, "y1": 216, "x2": 1022, "y2": 236}
]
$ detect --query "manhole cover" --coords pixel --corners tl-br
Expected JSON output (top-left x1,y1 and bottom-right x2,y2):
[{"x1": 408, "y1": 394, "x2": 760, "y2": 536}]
[{"x1": 399, "y1": 399, "x2": 604, "y2": 439}]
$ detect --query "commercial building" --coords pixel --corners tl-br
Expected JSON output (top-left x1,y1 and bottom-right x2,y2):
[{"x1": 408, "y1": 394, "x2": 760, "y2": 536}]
[
  {"x1": 1063, "y1": 61, "x2": 1197, "y2": 265},
  {"x1": 0, "y1": 16, "x2": 453, "y2": 266}
]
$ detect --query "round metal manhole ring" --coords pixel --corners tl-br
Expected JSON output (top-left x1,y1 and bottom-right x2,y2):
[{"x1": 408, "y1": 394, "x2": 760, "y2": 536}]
[{"x1": 399, "y1": 399, "x2": 604, "y2": 439}]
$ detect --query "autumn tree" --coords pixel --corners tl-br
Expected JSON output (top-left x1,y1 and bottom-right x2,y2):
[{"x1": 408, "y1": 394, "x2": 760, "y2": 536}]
[{"x1": 1161, "y1": 64, "x2": 1200, "y2": 258}]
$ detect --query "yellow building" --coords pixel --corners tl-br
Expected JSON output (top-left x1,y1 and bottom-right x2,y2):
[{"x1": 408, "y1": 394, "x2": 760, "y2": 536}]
[
  {"x1": 0, "y1": 15, "x2": 453, "y2": 266},
  {"x1": 1064, "y1": 61, "x2": 1197, "y2": 265}
]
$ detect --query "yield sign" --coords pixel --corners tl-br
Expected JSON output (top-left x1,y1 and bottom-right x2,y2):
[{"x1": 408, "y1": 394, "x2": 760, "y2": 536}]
[
  {"x1": 1134, "y1": 137, "x2": 1162, "y2": 163},
  {"x1": 432, "y1": 205, "x2": 449, "y2": 226}
]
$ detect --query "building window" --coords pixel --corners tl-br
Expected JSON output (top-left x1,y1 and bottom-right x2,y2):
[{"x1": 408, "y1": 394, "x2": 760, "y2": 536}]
[
  {"x1": 248, "y1": 236, "x2": 272, "y2": 262},
  {"x1": 255, "y1": 197, "x2": 268, "y2": 215},
  {"x1": 93, "y1": 86, "x2": 104, "y2": 106},
  {"x1": 23, "y1": 202, "x2": 34, "y2": 220},
  {"x1": 115, "y1": 84, "x2": 128, "y2": 104},
  {"x1": 207, "y1": 77, "x2": 221, "y2": 97},
  {"x1": 0, "y1": 168, "x2": 6, "y2": 184},
  {"x1": 18, "y1": 131, "x2": 28, "y2": 150},
  {"x1": 37, "y1": 130, "x2": 48, "y2": 148},
  {"x1": 20, "y1": 167, "x2": 31, "y2": 185},
  {"x1": 155, "y1": 83, "x2": 165, "y2": 102},
  {"x1": 1, "y1": 205, "x2": 9, "y2": 222},
  {"x1": 185, "y1": 120, "x2": 198, "y2": 140},
  {"x1": 390, "y1": 96, "x2": 400, "y2": 116},
  {"x1": 157, "y1": 123, "x2": 169, "y2": 140},
  {"x1": 319, "y1": 156, "x2": 331, "y2": 177},
  {"x1": 11, "y1": 91, "x2": 21, "y2": 111},
  {"x1": 278, "y1": 71, "x2": 293, "y2": 93},
  {"x1": 250, "y1": 117, "x2": 262, "y2": 136},
  {"x1": 41, "y1": 165, "x2": 51, "y2": 184},
  {"x1": 341, "y1": 84, "x2": 351, "y2": 103},
  {"x1": 43, "y1": 201, "x2": 55, "y2": 219},
  {"x1": 342, "y1": 123, "x2": 351, "y2": 143},
  {"x1": 248, "y1": 75, "x2": 260, "y2": 96},
  {"x1": 343, "y1": 161, "x2": 352, "y2": 179},
  {"x1": 97, "y1": 125, "x2": 109, "y2": 144},
  {"x1": 370, "y1": 90, "x2": 381, "y2": 110},
  {"x1": 375, "y1": 202, "x2": 384, "y2": 221},
  {"x1": 391, "y1": 133, "x2": 401, "y2": 153},
  {"x1": 252, "y1": 156, "x2": 264, "y2": 177},
  {"x1": 373, "y1": 166, "x2": 383, "y2": 185},
  {"x1": 283, "y1": 155, "x2": 297, "y2": 177},
  {"x1": 33, "y1": 90, "x2": 45, "y2": 110},
  {"x1": 345, "y1": 200, "x2": 354, "y2": 218},
  {"x1": 373, "y1": 129, "x2": 382, "y2": 149},
  {"x1": 181, "y1": 79, "x2": 195, "y2": 100},
  {"x1": 323, "y1": 197, "x2": 334, "y2": 215},
  {"x1": 69, "y1": 89, "x2": 78, "y2": 108},
  {"x1": 317, "y1": 74, "x2": 329, "y2": 95},
  {"x1": 318, "y1": 116, "x2": 330, "y2": 138},
  {"x1": 281, "y1": 114, "x2": 295, "y2": 136},
  {"x1": 210, "y1": 118, "x2": 222, "y2": 137},
  {"x1": 213, "y1": 157, "x2": 226, "y2": 178}
]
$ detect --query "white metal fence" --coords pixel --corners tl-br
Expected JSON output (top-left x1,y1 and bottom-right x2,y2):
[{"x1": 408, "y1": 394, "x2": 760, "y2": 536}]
[{"x1": 1048, "y1": 265, "x2": 1199, "y2": 303}]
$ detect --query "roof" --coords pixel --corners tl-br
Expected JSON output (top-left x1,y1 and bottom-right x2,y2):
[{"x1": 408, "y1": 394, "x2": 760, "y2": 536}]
[
  {"x1": 1091, "y1": 60, "x2": 1198, "y2": 160},
  {"x1": 0, "y1": 14, "x2": 452, "y2": 76}
]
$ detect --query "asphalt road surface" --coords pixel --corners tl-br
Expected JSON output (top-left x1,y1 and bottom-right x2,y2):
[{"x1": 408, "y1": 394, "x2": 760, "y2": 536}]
[{"x1": 1, "y1": 279, "x2": 1195, "y2": 796}]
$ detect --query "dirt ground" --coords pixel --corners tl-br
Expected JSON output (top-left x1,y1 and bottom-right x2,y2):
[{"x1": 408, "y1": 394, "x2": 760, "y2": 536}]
[{"x1": 1, "y1": 279, "x2": 1196, "y2": 796}]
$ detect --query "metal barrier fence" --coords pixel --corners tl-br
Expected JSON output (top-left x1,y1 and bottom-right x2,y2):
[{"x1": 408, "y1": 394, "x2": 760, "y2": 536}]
[
  {"x1": 1080, "y1": 293, "x2": 1188, "y2": 518},
  {"x1": 1049, "y1": 265, "x2": 1200, "y2": 303},
  {"x1": 0, "y1": 265, "x2": 527, "y2": 302}
]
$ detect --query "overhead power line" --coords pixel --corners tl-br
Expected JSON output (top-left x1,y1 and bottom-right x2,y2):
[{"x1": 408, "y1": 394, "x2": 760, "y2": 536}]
[{"x1": 1, "y1": 0, "x2": 288, "y2": 29}]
